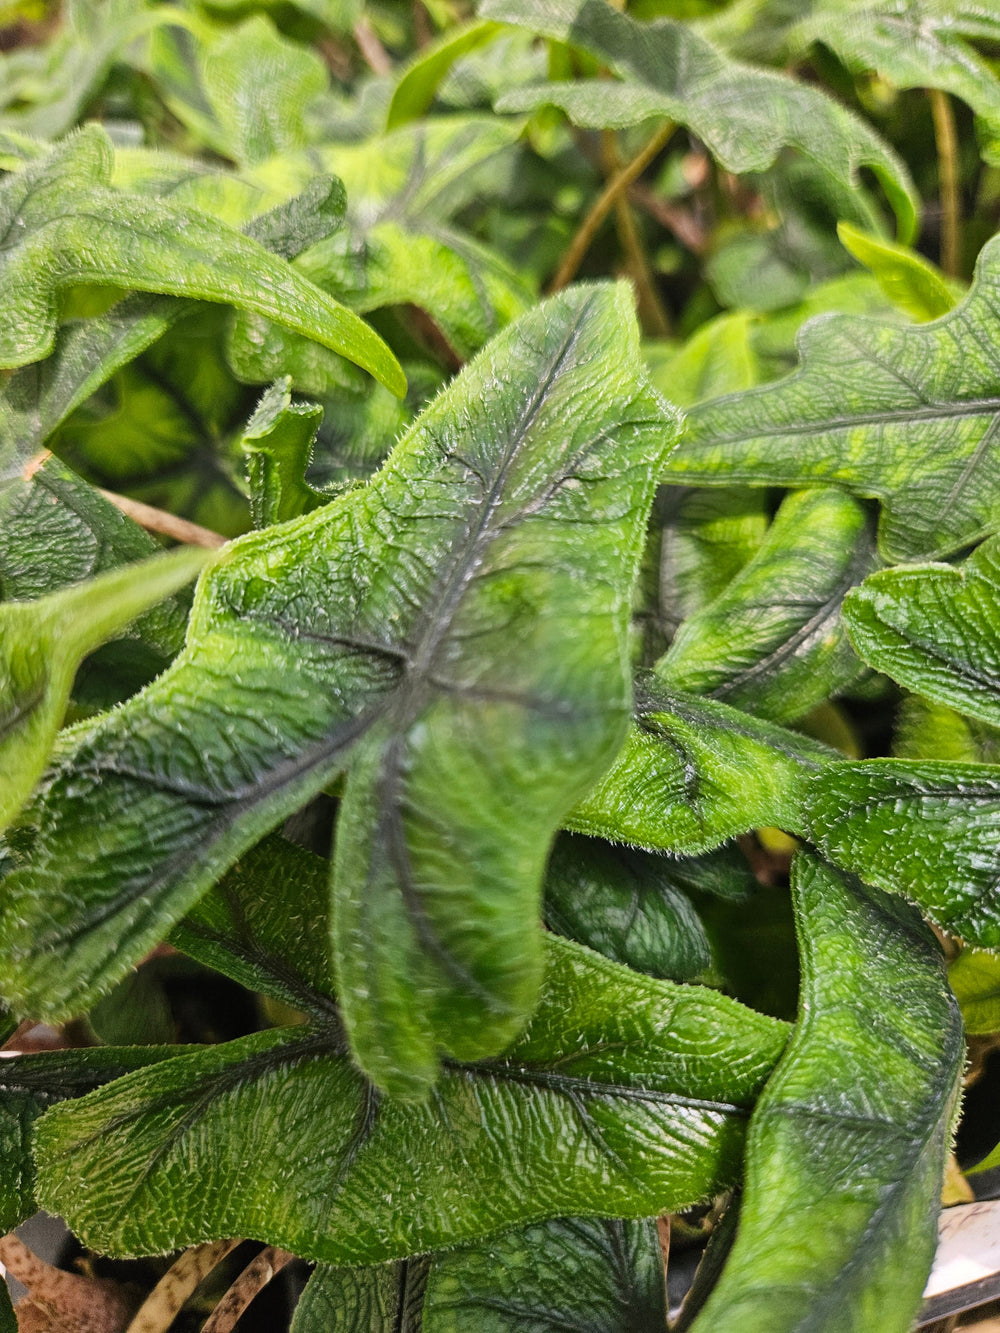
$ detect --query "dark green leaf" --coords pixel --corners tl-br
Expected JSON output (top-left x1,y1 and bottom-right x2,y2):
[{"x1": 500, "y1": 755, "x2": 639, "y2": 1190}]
[
  {"x1": 805, "y1": 760, "x2": 1000, "y2": 946},
  {"x1": 0, "y1": 286, "x2": 676, "y2": 1100},
  {"x1": 33, "y1": 932, "x2": 787, "y2": 1261},
  {"x1": 671, "y1": 235, "x2": 1000, "y2": 561},
  {"x1": 569, "y1": 679, "x2": 836, "y2": 854},
  {"x1": 843, "y1": 536, "x2": 1000, "y2": 728},
  {"x1": 483, "y1": 0, "x2": 916, "y2": 237},
  {"x1": 291, "y1": 1260, "x2": 430, "y2": 1332},
  {"x1": 656, "y1": 487, "x2": 878, "y2": 722},
  {"x1": 690, "y1": 851, "x2": 963, "y2": 1333}
]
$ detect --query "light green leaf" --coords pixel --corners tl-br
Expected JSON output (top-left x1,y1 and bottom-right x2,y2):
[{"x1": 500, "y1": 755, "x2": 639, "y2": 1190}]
[
  {"x1": 657, "y1": 487, "x2": 878, "y2": 722},
  {"x1": 543, "y1": 833, "x2": 712, "y2": 980},
  {"x1": 646, "y1": 311, "x2": 760, "y2": 409},
  {"x1": 386, "y1": 19, "x2": 505, "y2": 129},
  {"x1": 805, "y1": 759, "x2": 1000, "y2": 946},
  {"x1": 843, "y1": 536, "x2": 1000, "y2": 728},
  {"x1": 0, "y1": 1045, "x2": 174, "y2": 1232},
  {"x1": 298, "y1": 1214, "x2": 667, "y2": 1331},
  {"x1": 794, "y1": 1, "x2": 1000, "y2": 164},
  {"x1": 231, "y1": 117, "x2": 532, "y2": 381},
  {"x1": 33, "y1": 932, "x2": 787, "y2": 1262},
  {"x1": 0, "y1": 125, "x2": 404, "y2": 395},
  {"x1": 241, "y1": 379, "x2": 328, "y2": 529},
  {"x1": 569, "y1": 679, "x2": 836, "y2": 854},
  {"x1": 671, "y1": 234, "x2": 1000, "y2": 561},
  {"x1": 690, "y1": 851, "x2": 963, "y2": 1333},
  {"x1": 148, "y1": 15, "x2": 330, "y2": 167},
  {"x1": 895, "y1": 696, "x2": 1000, "y2": 765},
  {"x1": 0, "y1": 286, "x2": 676, "y2": 1101},
  {"x1": 949, "y1": 947, "x2": 1000, "y2": 1035},
  {"x1": 0, "y1": 544, "x2": 209, "y2": 834},
  {"x1": 837, "y1": 222, "x2": 961, "y2": 322},
  {"x1": 483, "y1": 0, "x2": 917, "y2": 238}
]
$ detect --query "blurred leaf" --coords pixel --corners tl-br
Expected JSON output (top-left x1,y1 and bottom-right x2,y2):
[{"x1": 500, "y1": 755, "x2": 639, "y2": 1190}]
[
  {"x1": 949, "y1": 947, "x2": 1000, "y2": 1035},
  {"x1": 894, "y1": 695, "x2": 1000, "y2": 764},
  {"x1": 690, "y1": 851, "x2": 963, "y2": 1333},
  {"x1": 34, "y1": 932, "x2": 787, "y2": 1261},
  {"x1": 837, "y1": 222, "x2": 962, "y2": 321},
  {"x1": 386, "y1": 19, "x2": 505, "y2": 128},
  {"x1": 671, "y1": 235, "x2": 1000, "y2": 560}
]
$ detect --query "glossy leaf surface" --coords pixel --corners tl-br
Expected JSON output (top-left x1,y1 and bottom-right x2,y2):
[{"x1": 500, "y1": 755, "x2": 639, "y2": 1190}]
[
  {"x1": 0, "y1": 286, "x2": 676, "y2": 1101},
  {"x1": 484, "y1": 0, "x2": 916, "y2": 236},
  {"x1": 690, "y1": 851, "x2": 963, "y2": 1333},
  {"x1": 843, "y1": 536, "x2": 1000, "y2": 728},
  {"x1": 672, "y1": 236, "x2": 1000, "y2": 561},
  {"x1": 806, "y1": 760, "x2": 1000, "y2": 945},
  {"x1": 657, "y1": 487, "x2": 877, "y2": 722},
  {"x1": 570, "y1": 679, "x2": 835, "y2": 853},
  {"x1": 0, "y1": 125, "x2": 403, "y2": 394},
  {"x1": 34, "y1": 932, "x2": 787, "y2": 1262}
]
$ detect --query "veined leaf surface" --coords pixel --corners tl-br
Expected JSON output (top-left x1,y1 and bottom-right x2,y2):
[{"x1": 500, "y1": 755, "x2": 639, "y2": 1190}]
[
  {"x1": 0, "y1": 284, "x2": 677, "y2": 1099},
  {"x1": 671, "y1": 236, "x2": 1000, "y2": 561},
  {"x1": 33, "y1": 932, "x2": 786, "y2": 1262},
  {"x1": 690, "y1": 851, "x2": 963, "y2": 1333}
]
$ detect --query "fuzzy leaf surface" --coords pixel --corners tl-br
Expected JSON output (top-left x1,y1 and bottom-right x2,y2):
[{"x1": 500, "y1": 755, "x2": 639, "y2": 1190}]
[
  {"x1": 672, "y1": 236, "x2": 1000, "y2": 561},
  {"x1": 843, "y1": 536, "x2": 1000, "y2": 728},
  {"x1": 0, "y1": 126, "x2": 403, "y2": 394},
  {"x1": 806, "y1": 760, "x2": 1000, "y2": 945},
  {"x1": 0, "y1": 286, "x2": 676, "y2": 1100},
  {"x1": 690, "y1": 851, "x2": 963, "y2": 1333},
  {"x1": 657, "y1": 487, "x2": 877, "y2": 722},
  {"x1": 569, "y1": 679, "x2": 835, "y2": 853},
  {"x1": 484, "y1": 0, "x2": 916, "y2": 236},
  {"x1": 33, "y1": 932, "x2": 786, "y2": 1262}
]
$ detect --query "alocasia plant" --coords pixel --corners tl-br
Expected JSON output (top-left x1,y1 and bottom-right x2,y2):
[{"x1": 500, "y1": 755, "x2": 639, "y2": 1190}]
[{"x1": 3, "y1": 2, "x2": 1000, "y2": 1330}]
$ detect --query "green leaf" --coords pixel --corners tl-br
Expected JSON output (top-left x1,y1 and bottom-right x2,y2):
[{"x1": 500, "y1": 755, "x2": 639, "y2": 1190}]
[
  {"x1": 949, "y1": 947, "x2": 1000, "y2": 1036},
  {"x1": 33, "y1": 932, "x2": 787, "y2": 1262},
  {"x1": 794, "y1": 2, "x2": 1000, "y2": 165},
  {"x1": 148, "y1": 15, "x2": 330, "y2": 167},
  {"x1": 0, "y1": 1281, "x2": 12, "y2": 1333},
  {"x1": 842, "y1": 536, "x2": 1000, "y2": 729},
  {"x1": 805, "y1": 759, "x2": 1000, "y2": 946},
  {"x1": 671, "y1": 234, "x2": 1000, "y2": 561},
  {"x1": 837, "y1": 222, "x2": 961, "y2": 322},
  {"x1": 240, "y1": 379, "x2": 328, "y2": 529},
  {"x1": 656, "y1": 487, "x2": 878, "y2": 722},
  {"x1": 0, "y1": 1045, "x2": 174, "y2": 1232},
  {"x1": 689, "y1": 851, "x2": 963, "y2": 1333},
  {"x1": 483, "y1": 0, "x2": 917, "y2": 239},
  {"x1": 0, "y1": 125, "x2": 404, "y2": 395},
  {"x1": 386, "y1": 19, "x2": 505, "y2": 129},
  {"x1": 895, "y1": 695, "x2": 1000, "y2": 765},
  {"x1": 298, "y1": 1214, "x2": 667, "y2": 1331},
  {"x1": 543, "y1": 833, "x2": 712, "y2": 980},
  {"x1": 230, "y1": 117, "x2": 532, "y2": 380},
  {"x1": 0, "y1": 543, "x2": 209, "y2": 835},
  {"x1": 0, "y1": 285, "x2": 676, "y2": 1100},
  {"x1": 569, "y1": 679, "x2": 836, "y2": 854},
  {"x1": 646, "y1": 311, "x2": 760, "y2": 409}
]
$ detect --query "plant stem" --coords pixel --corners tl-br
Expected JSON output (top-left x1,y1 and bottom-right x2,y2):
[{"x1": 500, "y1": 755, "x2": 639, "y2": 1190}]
[
  {"x1": 97, "y1": 490, "x2": 227, "y2": 549},
  {"x1": 353, "y1": 16, "x2": 392, "y2": 75},
  {"x1": 201, "y1": 1247, "x2": 296, "y2": 1332},
  {"x1": 929, "y1": 88, "x2": 961, "y2": 277},
  {"x1": 125, "y1": 1239, "x2": 242, "y2": 1333},
  {"x1": 550, "y1": 121, "x2": 675, "y2": 291},
  {"x1": 0, "y1": 1234, "x2": 133, "y2": 1332},
  {"x1": 600, "y1": 131, "x2": 671, "y2": 335}
]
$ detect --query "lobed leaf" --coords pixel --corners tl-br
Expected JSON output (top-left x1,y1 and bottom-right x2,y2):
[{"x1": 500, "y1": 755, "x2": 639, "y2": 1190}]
[
  {"x1": 33, "y1": 932, "x2": 787, "y2": 1263},
  {"x1": 0, "y1": 125, "x2": 403, "y2": 394},
  {"x1": 483, "y1": 0, "x2": 917, "y2": 238},
  {"x1": 0, "y1": 285, "x2": 677, "y2": 1100},
  {"x1": 843, "y1": 535, "x2": 1000, "y2": 728},
  {"x1": 671, "y1": 235, "x2": 1000, "y2": 561},
  {"x1": 569, "y1": 679, "x2": 836, "y2": 854},
  {"x1": 690, "y1": 851, "x2": 963, "y2": 1333},
  {"x1": 657, "y1": 487, "x2": 878, "y2": 722},
  {"x1": 805, "y1": 759, "x2": 1000, "y2": 945}
]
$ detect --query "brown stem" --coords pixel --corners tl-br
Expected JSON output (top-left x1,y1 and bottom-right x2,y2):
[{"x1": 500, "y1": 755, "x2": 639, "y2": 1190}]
[
  {"x1": 627, "y1": 181, "x2": 708, "y2": 255},
  {"x1": 549, "y1": 121, "x2": 676, "y2": 292},
  {"x1": 601, "y1": 131, "x2": 671, "y2": 336},
  {"x1": 200, "y1": 1248, "x2": 296, "y2": 1332},
  {"x1": 0, "y1": 1234, "x2": 133, "y2": 1332},
  {"x1": 97, "y1": 490, "x2": 227, "y2": 549},
  {"x1": 125, "y1": 1240, "x2": 242, "y2": 1333},
  {"x1": 353, "y1": 16, "x2": 392, "y2": 76},
  {"x1": 929, "y1": 88, "x2": 961, "y2": 277}
]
